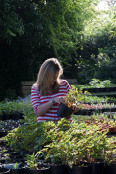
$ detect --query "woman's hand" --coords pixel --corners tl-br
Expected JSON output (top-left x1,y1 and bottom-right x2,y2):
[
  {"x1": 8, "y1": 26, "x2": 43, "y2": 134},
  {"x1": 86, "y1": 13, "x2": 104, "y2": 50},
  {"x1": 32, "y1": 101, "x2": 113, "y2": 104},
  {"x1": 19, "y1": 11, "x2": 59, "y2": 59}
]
[
  {"x1": 53, "y1": 96, "x2": 65, "y2": 104},
  {"x1": 37, "y1": 96, "x2": 65, "y2": 116}
]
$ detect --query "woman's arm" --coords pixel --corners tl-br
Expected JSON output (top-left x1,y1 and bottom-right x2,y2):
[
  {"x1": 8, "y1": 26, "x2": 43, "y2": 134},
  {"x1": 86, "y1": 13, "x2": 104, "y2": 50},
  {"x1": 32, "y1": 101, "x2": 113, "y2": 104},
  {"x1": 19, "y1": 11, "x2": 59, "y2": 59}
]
[
  {"x1": 31, "y1": 83, "x2": 65, "y2": 116},
  {"x1": 37, "y1": 98, "x2": 54, "y2": 116},
  {"x1": 37, "y1": 97, "x2": 65, "y2": 116}
]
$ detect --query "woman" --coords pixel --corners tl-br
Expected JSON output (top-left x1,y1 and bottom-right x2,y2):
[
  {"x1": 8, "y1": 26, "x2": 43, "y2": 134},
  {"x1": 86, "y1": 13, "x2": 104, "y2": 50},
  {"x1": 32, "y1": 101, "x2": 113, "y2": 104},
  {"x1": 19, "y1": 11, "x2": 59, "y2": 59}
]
[{"x1": 31, "y1": 58, "x2": 72, "y2": 122}]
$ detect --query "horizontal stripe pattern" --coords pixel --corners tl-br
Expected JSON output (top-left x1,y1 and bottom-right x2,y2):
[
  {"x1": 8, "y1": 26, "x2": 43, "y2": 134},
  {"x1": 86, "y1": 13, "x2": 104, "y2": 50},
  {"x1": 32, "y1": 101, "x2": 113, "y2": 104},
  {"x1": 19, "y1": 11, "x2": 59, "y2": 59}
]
[{"x1": 31, "y1": 80, "x2": 72, "y2": 122}]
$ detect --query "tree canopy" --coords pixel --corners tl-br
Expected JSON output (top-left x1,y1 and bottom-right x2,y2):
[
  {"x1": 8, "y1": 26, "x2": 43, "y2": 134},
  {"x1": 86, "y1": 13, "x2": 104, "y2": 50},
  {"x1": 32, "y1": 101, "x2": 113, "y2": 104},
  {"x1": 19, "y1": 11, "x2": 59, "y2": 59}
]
[{"x1": 1, "y1": 0, "x2": 116, "y2": 100}]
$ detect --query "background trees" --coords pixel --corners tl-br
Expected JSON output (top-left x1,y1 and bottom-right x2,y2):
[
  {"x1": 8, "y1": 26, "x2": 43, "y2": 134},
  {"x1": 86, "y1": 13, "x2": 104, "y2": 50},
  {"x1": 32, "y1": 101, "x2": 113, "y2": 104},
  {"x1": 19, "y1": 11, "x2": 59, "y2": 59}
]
[
  {"x1": 76, "y1": 9, "x2": 116, "y2": 83},
  {"x1": 0, "y1": 0, "x2": 116, "y2": 100}
]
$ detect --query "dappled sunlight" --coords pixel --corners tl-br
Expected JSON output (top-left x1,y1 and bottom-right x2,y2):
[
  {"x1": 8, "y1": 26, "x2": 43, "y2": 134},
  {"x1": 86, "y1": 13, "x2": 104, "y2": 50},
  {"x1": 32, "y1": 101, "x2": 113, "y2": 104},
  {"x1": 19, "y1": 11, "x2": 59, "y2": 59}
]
[{"x1": 96, "y1": 0, "x2": 109, "y2": 11}]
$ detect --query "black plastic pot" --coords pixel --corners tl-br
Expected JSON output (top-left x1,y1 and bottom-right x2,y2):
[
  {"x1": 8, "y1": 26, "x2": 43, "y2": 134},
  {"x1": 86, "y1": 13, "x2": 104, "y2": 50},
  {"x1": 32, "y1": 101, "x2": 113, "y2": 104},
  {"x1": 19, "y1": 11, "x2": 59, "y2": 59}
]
[
  {"x1": 9, "y1": 157, "x2": 23, "y2": 164},
  {"x1": 75, "y1": 109, "x2": 93, "y2": 116},
  {"x1": 67, "y1": 163, "x2": 91, "y2": 174},
  {"x1": 91, "y1": 88, "x2": 99, "y2": 93},
  {"x1": 108, "y1": 127, "x2": 116, "y2": 134},
  {"x1": 57, "y1": 103, "x2": 74, "y2": 119},
  {"x1": 50, "y1": 164, "x2": 68, "y2": 174},
  {"x1": 10, "y1": 112, "x2": 20, "y2": 120},
  {"x1": 111, "y1": 108, "x2": 116, "y2": 112},
  {"x1": 83, "y1": 88, "x2": 96, "y2": 93},
  {"x1": 10, "y1": 152, "x2": 22, "y2": 160},
  {"x1": 104, "y1": 163, "x2": 116, "y2": 174},
  {"x1": 75, "y1": 110, "x2": 83, "y2": 115},
  {"x1": 0, "y1": 140, "x2": 7, "y2": 146},
  {"x1": 0, "y1": 131, "x2": 8, "y2": 138},
  {"x1": 0, "y1": 167, "x2": 10, "y2": 174},
  {"x1": 90, "y1": 161, "x2": 104, "y2": 174},
  {"x1": 0, "y1": 114, "x2": 3, "y2": 120},
  {"x1": 0, "y1": 159, "x2": 6, "y2": 164},
  {"x1": 1, "y1": 113, "x2": 9, "y2": 120},
  {"x1": 106, "y1": 87, "x2": 116, "y2": 92},
  {"x1": 9, "y1": 112, "x2": 24, "y2": 120},
  {"x1": 19, "y1": 112, "x2": 24, "y2": 119},
  {"x1": 3, "y1": 163, "x2": 25, "y2": 174},
  {"x1": 24, "y1": 164, "x2": 50, "y2": 174}
]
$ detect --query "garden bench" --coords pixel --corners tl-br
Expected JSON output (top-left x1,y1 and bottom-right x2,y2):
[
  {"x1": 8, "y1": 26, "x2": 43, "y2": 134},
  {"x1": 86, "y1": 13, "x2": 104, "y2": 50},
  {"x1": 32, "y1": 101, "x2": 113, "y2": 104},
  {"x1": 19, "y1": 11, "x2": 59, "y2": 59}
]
[{"x1": 20, "y1": 79, "x2": 77, "y2": 97}]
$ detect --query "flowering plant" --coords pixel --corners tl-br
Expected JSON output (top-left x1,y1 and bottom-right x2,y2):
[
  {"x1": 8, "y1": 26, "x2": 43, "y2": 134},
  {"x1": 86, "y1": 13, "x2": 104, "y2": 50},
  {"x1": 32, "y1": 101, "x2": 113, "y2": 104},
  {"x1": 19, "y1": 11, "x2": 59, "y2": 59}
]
[
  {"x1": 64, "y1": 86, "x2": 90, "y2": 109},
  {"x1": 57, "y1": 86, "x2": 91, "y2": 118}
]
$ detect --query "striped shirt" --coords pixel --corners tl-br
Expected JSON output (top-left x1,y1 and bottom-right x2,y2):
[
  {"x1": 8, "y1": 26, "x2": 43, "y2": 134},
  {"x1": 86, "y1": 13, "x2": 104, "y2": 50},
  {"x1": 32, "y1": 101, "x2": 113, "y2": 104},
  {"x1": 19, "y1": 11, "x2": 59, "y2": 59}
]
[{"x1": 31, "y1": 80, "x2": 72, "y2": 122}]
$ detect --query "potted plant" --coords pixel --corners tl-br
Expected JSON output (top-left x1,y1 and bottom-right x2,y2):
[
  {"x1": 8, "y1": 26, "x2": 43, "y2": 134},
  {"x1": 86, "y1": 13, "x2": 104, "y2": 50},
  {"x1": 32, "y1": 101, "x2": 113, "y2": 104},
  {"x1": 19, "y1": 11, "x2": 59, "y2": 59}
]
[
  {"x1": 104, "y1": 136, "x2": 116, "y2": 174},
  {"x1": 36, "y1": 124, "x2": 69, "y2": 174},
  {"x1": 104, "y1": 149, "x2": 116, "y2": 174},
  {"x1": 3, "y1": 162, "x2": 25, "y2": 174},
  {"x1": 66, "y1": 137, "x2": 91, "y2": 174},
  {"x1": 36, "y1": 121, "x2": 92, "y2": 174},
  {"x1": 24, "y1": 153, "x2": 50, "y2": 174},
  {"x1": 65, "y1": 122, "x2": 104, "y2": 174},
  {"x1": 57, "y1": 86, "x2": 88, "y2": 118},
  {"x1": 109, "y1": 126, "x2": 116, "y2": 134},
  {"x1": 0, "y1": 167, "x2": 10, "y2": 174},
  {"x1": 37, "y1": 142, "x2": 69, "y2": 174},
  {"x1": 85, "y1": 130, "x2": 108, "y2": 174}
]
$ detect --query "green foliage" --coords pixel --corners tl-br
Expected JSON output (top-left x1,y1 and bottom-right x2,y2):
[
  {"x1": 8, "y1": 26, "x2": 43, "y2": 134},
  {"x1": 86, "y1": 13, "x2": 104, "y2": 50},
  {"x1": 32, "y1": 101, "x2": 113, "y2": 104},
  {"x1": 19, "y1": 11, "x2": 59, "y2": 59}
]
[
  {"x1": 89, "y1": 79, "x2": 116, "y2": 88},
  {"x1": 65, "y1": 85, "x2": 90, "y2": 108},
  {"x1": 2, "y1": 109, "x2": 116, "y2": 166},
  {"x1": 0, "y1": 0, "x2": 100, "y2": 100},
  {"x1": 94, "y1": 43, "x2": 116, "y2": 83},
  {"x1": 1, "y1": 0, "x2": 116, "y2": 101},
  {"x1": 76, "y1": 79, "x2": 116, "y2": 88},
  {"x1": 0, "y1": 0, "x2": 24, "y2": 43},
  {"x1": 1, "y1": 92, "x2": 116, "y2": 166},
  {"x1": 46, "y1": 0, "x2": 98, "y2": 76},
  {"x1": 0, "y1": 98, "x2": 33, "y2": 116},
  {"x1": 36, "y1": 120, "x2": 111, "y2": 165},
  {"x1": 86, "y1": 131, "x2": 108, "y2": 162},
  {"x1": 12, "y1": 163, "x2": 18, "y2": 169},
  {"x1": 25, "y1": 152, "x2": 38, "y2": 169},
  {"x1": 76, "y1": 10, "x2": 116, "y2": 84},
  {"x1": 3, "y1": 120, "x2": 56, "y2": 152},
  {"x1": 105, "y1": 137, "x2": 116, "y2": 165}
]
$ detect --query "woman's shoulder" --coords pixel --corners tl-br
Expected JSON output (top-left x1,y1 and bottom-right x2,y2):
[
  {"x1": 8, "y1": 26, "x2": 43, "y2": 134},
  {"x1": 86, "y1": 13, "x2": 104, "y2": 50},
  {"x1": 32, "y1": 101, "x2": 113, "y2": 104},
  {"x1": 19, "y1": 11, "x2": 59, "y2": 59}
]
[
  {"x1": 60, "y1": 79, "x2": 69, "y2": 86},
  {"x1": 32, "y1": 82, "x2": 39, "y2": 89}
]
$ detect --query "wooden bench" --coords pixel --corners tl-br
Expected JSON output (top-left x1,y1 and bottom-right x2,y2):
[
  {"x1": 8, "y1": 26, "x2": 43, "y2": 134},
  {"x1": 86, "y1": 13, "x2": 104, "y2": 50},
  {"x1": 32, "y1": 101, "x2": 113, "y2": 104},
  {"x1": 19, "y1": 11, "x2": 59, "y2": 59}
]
[{"x1": 20, "y1": 79, "x2": 77, "y2": 97}]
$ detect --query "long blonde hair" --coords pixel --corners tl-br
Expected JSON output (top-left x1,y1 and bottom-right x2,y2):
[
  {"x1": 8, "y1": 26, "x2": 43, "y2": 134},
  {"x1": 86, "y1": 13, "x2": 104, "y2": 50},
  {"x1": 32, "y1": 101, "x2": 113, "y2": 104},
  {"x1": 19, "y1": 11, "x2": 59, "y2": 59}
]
[{"x1": 37, "y1": 58, "x2": 63, "y2": 95}]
